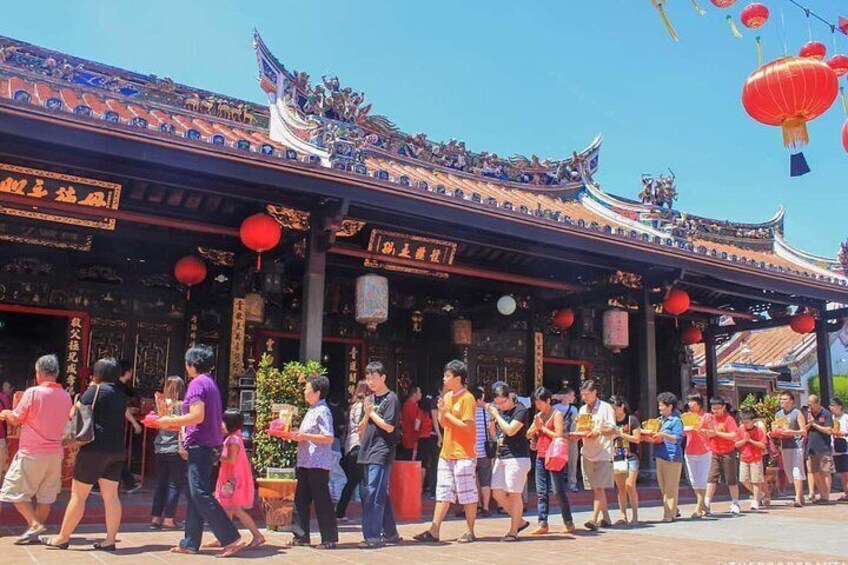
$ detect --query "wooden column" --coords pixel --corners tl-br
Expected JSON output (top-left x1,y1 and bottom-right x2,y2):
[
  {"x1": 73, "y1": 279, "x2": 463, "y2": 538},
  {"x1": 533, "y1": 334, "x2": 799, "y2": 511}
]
[
  {"x1": 815, "y1": 310, "x2": 834, "y2": 405},
  {"x1": 638, "y1": 286, "x2": 657, "y2": 474},
  {"x1": 638, "y1": 286, "x2": 658, "y2": 418},
  {"x1": 299, "y1": 217, "x2": 328, "y2": 363},
  {"x1": 704, "y1": 324, "x2": 719, "y2": 401}
]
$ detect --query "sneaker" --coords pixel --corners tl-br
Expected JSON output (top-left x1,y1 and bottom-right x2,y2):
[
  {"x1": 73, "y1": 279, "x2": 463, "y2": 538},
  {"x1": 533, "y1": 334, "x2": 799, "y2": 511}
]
[
  {"x1": 749, "y1": 503, "x2": 760, "y2": 512},
  {"x1": 529, "y1": 524, "x2": 549, "y2": 536},
  {"x1": 381, "y1": 534, "x2": 402, "y2": 545},
  {"x1": 703, "y1": 504, "x2": 712, "y2": 516},
  {"x1": 124, "y1": 483, "x2": 142, "y2": 495},
  {"x1": 14, "y1": 524, "x2": 46, "y2": 546},
  {"x1": 729, "y1": 503, "x2": 741, "y2": 516}
]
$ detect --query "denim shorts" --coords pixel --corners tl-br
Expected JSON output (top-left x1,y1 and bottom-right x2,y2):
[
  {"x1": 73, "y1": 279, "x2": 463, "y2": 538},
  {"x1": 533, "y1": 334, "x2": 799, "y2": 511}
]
[{"x1": 614, "y1": 457, "x2": 639, "y2": 475}]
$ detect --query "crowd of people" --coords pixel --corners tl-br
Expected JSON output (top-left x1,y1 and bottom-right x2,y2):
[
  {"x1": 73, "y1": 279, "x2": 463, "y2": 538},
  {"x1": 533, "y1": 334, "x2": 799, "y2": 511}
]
[{"x1": 0, "y1": 353, "x2": 845, "y2": 556}]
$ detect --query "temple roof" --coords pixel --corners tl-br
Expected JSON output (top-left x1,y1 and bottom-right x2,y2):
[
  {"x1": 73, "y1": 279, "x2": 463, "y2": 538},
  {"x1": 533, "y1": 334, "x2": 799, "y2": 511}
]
[{"x1": 0, "y1": 33, "x2": 846, "y2": 290}]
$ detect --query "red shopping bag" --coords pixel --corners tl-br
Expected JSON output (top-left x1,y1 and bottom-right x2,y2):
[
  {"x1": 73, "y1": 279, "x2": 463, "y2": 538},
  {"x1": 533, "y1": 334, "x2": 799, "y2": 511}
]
[{"x1": 545, "y1": 437, "x2": 569, "y2": 472}]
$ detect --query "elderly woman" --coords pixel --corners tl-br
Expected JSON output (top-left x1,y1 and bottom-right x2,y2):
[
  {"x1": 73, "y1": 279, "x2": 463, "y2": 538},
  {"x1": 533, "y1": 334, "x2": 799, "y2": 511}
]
[
  {"x1": 289, "y1": 375, "x2": 338, "y2": 550},
  {"x1": 157, "y1": 346, "x2": 243, "y2": 558},
  {"x1": 41, "y1": 358, "x2": 127, "y2": 551}
]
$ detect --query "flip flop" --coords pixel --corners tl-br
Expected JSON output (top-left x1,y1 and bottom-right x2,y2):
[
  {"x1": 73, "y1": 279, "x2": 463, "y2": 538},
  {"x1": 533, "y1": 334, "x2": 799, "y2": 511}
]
[
  {"x1": 93, "y1": 542, "x2": 117, "y2": 552},
  {"x1": 614, "y1": 519, "x2": 628, "y2": 527},
  {"x1": 517, "y1": 520, "x2": 531, "y2": 533},
  {"x1": 501, "y1": 533, "x2": 519, "y2": 542},
  {"x1": 247, "y1": 537, "x2": 266, "y2": 550},
  {"x1": 170, "y1": 546, "x2": 198, "y2": 555},
  {"x1": 412, "y1": 531, "x2": 440, "y2": 543},
  {"x1": 40, "y1": 537, "x2": 69, "y2": 550},
  {"x1": 203, "y1": 540, "x2": 223, "y2": 549},
  {"x1": 217, "y1": 541, "x2": 247, "y2": 558}
]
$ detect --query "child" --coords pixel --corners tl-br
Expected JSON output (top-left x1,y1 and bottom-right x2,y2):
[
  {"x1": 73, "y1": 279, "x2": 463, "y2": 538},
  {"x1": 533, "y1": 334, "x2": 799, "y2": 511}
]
[
  {"x1": 150, "y1": 376, "x2": 186, "y2": 530},
  {"x1": 209, "y1": 410, "x2": 264, "y2": 549},
  {"x1": 735, "y1": 408, "x2": 767, "y2": 512}
]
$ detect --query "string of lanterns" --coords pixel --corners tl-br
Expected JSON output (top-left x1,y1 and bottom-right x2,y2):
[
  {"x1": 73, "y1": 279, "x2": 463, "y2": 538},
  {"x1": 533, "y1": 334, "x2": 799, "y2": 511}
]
[{"x1": 649, "y1": 0, "x2": 848, "y2": 175}]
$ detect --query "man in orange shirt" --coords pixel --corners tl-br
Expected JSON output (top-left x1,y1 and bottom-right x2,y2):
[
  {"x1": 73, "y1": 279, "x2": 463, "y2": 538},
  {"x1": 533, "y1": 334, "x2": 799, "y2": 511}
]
[{"x1": 414, "y1": 360, "x2": 477, "y2": 544}]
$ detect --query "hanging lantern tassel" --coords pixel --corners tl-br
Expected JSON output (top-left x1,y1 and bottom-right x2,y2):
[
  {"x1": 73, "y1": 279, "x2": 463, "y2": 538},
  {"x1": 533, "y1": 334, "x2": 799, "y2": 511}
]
[
  {"x1": 727, "y1": 16, "x2": 743, "y2": 38},
  {"x1": 841, "y1": 87, "x2": 848, "y2": 115},
  {"x1": 652, "y1": 1, "x2": 680, "y2": 41},
  {"x1": 691, "y1": 0, "x2": 706, "y2": 16},
  {"x1": 755, "y1": 36, "x2": 764, "y2": 65},
  {"x1": 256, "y1": 253, "x2": 262, "y2": 271}
]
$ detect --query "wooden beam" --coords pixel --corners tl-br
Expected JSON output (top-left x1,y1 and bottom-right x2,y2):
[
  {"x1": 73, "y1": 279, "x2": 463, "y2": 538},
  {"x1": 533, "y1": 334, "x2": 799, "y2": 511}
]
[
  {"x1": 0, "y1": 191, "x2": 239, "y2": 238},
  {"x1": 688, "y1": 304, "x2": 759, "y2": 321},
  {"x1": 329, "y1": 246, "x2": 584, "y2": 293},
  {"x1": 704, "y1": 325, "x2": 719, "y2": 401},
  {"x1": 816, "y1": 307, "x2": 835, "y2": 405},
  {"x1": 824, "y1": 307, "x2": 848, "y2": 320}
]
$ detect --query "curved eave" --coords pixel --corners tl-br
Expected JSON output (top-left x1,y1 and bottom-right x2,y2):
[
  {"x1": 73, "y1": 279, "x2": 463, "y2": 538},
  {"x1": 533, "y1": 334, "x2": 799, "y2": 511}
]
[{"x1": 774, "y1": 235, "x2": 846, "y2": 280}]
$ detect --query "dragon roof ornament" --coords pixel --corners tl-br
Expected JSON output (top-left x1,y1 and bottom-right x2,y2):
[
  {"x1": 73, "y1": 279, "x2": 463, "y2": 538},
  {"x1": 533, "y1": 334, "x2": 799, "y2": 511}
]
[{"x1": 253, "y1": 30, "x2": 599, "y2": 187}]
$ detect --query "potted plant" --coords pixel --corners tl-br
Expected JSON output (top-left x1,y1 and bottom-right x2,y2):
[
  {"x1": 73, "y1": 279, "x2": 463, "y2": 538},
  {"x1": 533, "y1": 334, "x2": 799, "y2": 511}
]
[
  {"x1": 251, "y1": 355, "x2": 326, "y2": 530},
  {"x1": 739, "y1": 393, "x2": 781, "y2": 504}
]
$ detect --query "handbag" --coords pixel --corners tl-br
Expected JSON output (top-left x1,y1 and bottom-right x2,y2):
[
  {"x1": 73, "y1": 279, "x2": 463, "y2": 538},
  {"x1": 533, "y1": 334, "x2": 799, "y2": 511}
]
[
  {"x1": 544, "y1": 437, "x2": 569, "y2": 471},
  {"x1": 63, "y1": 384, "x2": 100, "y2": 447},
  {"x1": 483, "y1": 410, "x2": 497, "y2": 459}
]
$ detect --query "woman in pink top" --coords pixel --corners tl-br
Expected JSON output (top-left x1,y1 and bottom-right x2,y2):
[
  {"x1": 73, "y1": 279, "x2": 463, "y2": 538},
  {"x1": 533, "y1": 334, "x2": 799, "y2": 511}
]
[
  {"x1": 210, "y1": 410, "x2": 264, "y2": 549},
  {"x1": 683, "y1": 394, "x2": 712, "y2": 518}
]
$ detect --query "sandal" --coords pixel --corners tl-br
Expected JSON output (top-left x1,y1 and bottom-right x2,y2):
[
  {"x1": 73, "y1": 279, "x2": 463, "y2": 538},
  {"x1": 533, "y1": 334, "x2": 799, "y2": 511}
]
[
  {"x1": 517, "y1": 520, "x2": 531, "y2": 533},
  {"x1": 203, "y1": 540, "x2": 223, "y2": 549},
  {"x1": 41, "y1": 537, "x2": 69, "y2": 550},
  {"x1": 170, "y1": 546, "x2": 199, "y2": 555},
  {"x1": 501, "y1": 533, "x2": 519, "y2": 542},
  {"x1": 584, "y1": 520, "x2": 598, "y2": 531},
  {"x1": 456, "y1": 532, "x2": 476, "y2": 544},
  {"x1": 149, "y1": 522, "x2": 163, "y2": 530},
  {"x1": 614, "y1": 519, "x2": 628, "y2": 527},
  {"x1": 838, "y1": 494, "x2": 848, "y2": 502},
  {"x1": 599, "y1": 519, "x2": 612, "y2": 528},
  {"x1": 412, "y1": 531, "x2": 440, "y2": 543},
  {"x1": 315, "y1": 542, "x2": 337, "y2": 550},
  {"x1": 93, "y1": 542, "x2": 117, "y2": 552},
  {"x1": 287, "y1": 537, "x2": 311, "y2": 547},
  {"x1": 247, "y1": 537, "x2": 266, "y2": 550}
]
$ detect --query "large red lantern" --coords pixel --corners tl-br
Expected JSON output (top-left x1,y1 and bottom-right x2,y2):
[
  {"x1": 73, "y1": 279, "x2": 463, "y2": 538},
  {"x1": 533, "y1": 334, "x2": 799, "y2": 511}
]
[
  {"x1": 174, "y1": 256, "x2": 207, "y2": 300},
  {"x1": 799, "y1": 41, "x2": 827, "y2": 61},
  {"x1": 789, "y1": 312, "x2": 815, "y2": 334},
  {"x1": 681, "y1": 325, "x2": 703, "y2": 345},
  {"x1": 552, "y1": 308, "x2": 575, "y2": 331},
  {"x1": 740, "y1": 3, "x2": 769, "y2": 29},
  {"x1": 742, "y1": 57, "x2": 838, "y2": 175},
  {"x1": 711, "y1": 0, "x2": 737, "y2": 7},
  {"x1": 827, "y1": 55, "x2": 848, "y2": 78},
  {"x1": 663, "y1": 288, "x2": 691, "y2": 316},
  {"x1": 239, "y1": 213, "x2": 282, "y2": 269},
  {"x1": 842, "y1": 120, "x2": 848, "y2": 153}
]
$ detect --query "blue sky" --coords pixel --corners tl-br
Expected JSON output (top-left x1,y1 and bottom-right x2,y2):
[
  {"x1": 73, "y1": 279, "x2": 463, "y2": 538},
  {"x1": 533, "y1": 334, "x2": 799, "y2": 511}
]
[{"x1": 2, "y1": 1, "x2": 846, "y2": 257}]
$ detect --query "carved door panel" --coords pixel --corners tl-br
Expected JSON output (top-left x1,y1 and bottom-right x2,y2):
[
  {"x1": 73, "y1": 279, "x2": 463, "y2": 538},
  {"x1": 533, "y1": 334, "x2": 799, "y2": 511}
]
[
  {"x1": 475, "y1": 354, "x2": 500, "y2": 393},
  {"x1": 88, "y1": 319, "x2": 127, "y2": 366},
  {"x1": 133, "y1": 323, "x2": 172, "y2": 397},
  {"x1": 503, "y1": 357, "x2": 526, "y2": 395}
]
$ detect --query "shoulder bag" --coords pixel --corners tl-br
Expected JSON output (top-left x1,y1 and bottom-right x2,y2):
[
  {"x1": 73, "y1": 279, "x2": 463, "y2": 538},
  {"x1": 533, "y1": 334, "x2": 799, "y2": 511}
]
[{"x1": 63, "y1": 384, "x2": 101, "y2": 447}]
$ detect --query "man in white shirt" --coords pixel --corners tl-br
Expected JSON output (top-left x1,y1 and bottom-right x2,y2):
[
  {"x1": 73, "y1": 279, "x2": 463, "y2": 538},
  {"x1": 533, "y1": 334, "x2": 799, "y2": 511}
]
[
  {"x1": 577, "y1": 380, "x2": 616, "y2": 530},
  {"x1": 829, "y1": 397, "x2": 848, "y2": 501}
]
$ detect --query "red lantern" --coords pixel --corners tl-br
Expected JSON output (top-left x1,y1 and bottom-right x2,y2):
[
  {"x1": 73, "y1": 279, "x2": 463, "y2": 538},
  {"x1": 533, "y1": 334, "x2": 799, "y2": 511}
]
[
  {"x1": 663, "y1": 288, "x2": 691, "y2": 316},
  {"x1": 552, "y1": 308, "x2": 575, "y2": 331},
  {"x1": 740, "y1": 3, "x2": 769, "y2": 29},
  {"x1": 239, "y1": 213, "x2": 282, "y2": 269},
  {"x1": 789, "y1": 313, "x2": 815, "y2": 334},
  {"x1": 827, "y1": 54, "x2": 848, "y2": 77},
  {"x1": 681, "y1": 325, "x2": 703, "y2": 345},
  {"x1": 711, "y1": 0, "x2": 737, "y2": 7},
  {"x1": 742, "y1": 57, "x2": 838, "y2": 153},
  {"x1": 842, "y1": 120, "x2": 848, "y2": 153},
  {"x1": 174, "y1": 256, "x2": 207, "y2": 300},
  {"x1": 799, "y1": 41, "x2": 827, "y2": 61}
]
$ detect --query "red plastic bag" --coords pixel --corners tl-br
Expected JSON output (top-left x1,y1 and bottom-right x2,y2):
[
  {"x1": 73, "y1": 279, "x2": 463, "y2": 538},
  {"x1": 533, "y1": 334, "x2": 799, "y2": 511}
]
[{"x1": 545, "y1": 437, "x2": 569, "y2": 472}]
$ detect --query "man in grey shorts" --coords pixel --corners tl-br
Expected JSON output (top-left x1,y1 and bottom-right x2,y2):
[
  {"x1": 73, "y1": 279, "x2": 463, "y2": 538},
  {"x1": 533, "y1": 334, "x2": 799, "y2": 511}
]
[{"x1": 775, "y1": 392, "x2": 807, "y2": 507}]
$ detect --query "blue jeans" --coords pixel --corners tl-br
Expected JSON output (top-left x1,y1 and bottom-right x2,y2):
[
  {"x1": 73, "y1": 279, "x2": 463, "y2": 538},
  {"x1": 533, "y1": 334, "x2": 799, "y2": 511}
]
[
  {"x1": 360, "y1": 463, "x2": 398, "y2": 543},
  {"x1": 535, "y1": 456, "x2": 573, "y2": 525},
  {"x1": 180, "y1": 446, "x2": 239, "y2": 551},
  {"x1": 151, "y1": 453, "x2": 186, "y2": 519}
]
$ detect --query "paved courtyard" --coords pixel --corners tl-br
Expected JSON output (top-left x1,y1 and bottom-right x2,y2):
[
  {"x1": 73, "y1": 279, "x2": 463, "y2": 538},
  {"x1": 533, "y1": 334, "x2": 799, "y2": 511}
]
[{"x1": 2, "y1": 497, "x2": 846, "y2": 565}]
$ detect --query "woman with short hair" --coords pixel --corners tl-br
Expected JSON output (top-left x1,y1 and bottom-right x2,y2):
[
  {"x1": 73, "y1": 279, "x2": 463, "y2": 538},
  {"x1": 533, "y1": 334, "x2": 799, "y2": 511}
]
[
  {"x1": 289, "y1": 375, "x2": 338, "y2": 549},
  {"x1": 42, "y1": 358, "x2": 127, "y2": 551}
]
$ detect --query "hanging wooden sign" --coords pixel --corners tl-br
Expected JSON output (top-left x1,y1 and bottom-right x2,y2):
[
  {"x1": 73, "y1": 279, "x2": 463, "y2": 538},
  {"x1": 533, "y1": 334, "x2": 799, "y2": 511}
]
[
  {"x1": 229, "y1": 298, "x2": 247, "y2": 383},
  {"x1": 364, "y1": 229, "x2": 457, "y2": 278},
  {"x1": 0, "y1": 162, "x2": 121, "y2": 230}
]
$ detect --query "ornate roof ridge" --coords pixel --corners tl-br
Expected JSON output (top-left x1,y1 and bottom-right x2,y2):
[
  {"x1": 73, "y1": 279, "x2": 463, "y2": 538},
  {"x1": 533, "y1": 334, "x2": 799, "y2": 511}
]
[
  {"x1": 253, "y1": 30, "x2": 599, "y2": 187},
  {"x1": 773, "y1": 234, "x2": 845, "y2": 277},
  {"x1": 0, "y1": 35, "x2": 269, "y2": 128}
]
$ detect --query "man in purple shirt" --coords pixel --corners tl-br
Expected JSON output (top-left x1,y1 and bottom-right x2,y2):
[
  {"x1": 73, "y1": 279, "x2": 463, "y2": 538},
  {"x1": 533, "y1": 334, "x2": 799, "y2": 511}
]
[{"x1": 157, "y1": 345, "x2": 243, "y2": 558}]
